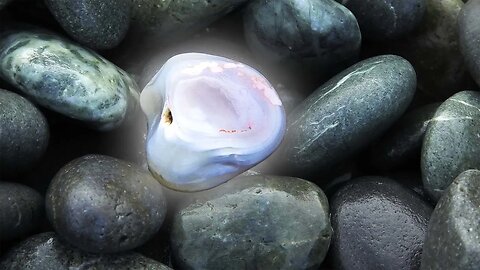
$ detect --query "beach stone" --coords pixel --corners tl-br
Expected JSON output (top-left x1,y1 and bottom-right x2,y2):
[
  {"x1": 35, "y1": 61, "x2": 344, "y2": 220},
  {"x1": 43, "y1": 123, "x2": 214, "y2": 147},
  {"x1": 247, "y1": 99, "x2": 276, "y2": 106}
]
[
  {"x1": 421, "y1": 91, "x2": 480, "y2": 201},
  {"x1": 0, "y1": 182, "x2": 43, "y2": 242},
  {"x1": 0, "y1": 232, "x2": 172, "y2": 269},
  {"x1": 45, "y1": 0, "x2": 130, "y2": 50},
  {"x1": 277, "y1": 55, "x2": 416, "y2": 178},
  {"x1": 46, "y1": 155, "x2": 167, "y2": 253},
  {"x1": 0, "y1": 29, "x2": 139, "y2": 131},
  {"x1": 421, "y1": 169, "x2": 480, "y2": 270},
  {"x1": 244, "y1": 0, "x2": 361, "y2": 78},
  {"x1": 368, "y1": 103, "x2": 441, "y2": 171},
  {"x1": 171, "y1": 175, "x2": 332, "y2": 270},
  {"x1": 459, "y1": 0, "x2": 480, "y2": 88},
  {"x1": 330, "y1": 176, "x2": 433, "y2": 270},
  {"x1": 0, "y1": 89, "x2": 49, "y2": 176},
  {"x1": 338, "y1": 0, "x2": 425, "y2": 41}
]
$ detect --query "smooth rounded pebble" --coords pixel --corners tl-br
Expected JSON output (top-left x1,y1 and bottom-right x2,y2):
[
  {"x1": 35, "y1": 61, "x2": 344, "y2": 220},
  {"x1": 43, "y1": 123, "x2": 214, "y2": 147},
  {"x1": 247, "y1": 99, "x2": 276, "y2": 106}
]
[
  {"x1": 278, "y1": 55, "x2": 416, "y2": 178},
  {"x1": 330, "y1": 177, "x2": 433, "y2": 270},
  {"x1": 0, "y1": 182, "x2": 44, "y2": 242},
  {"x1": 244, "y1": 0, "x2": 361, "y2": 76},
  {"x1": 0, "y1": 89, "x2": 49, "y2": 176},
  {"x1": 421, "y1": 91, "x2": 480, "y2": 201},
  {"x1": 0, "y1": 232, "x2": 172, "y2": 270},
  {"x1": 171, "y1": 175, "x2": 332, "y2": 270},
  {"x1": 421, "y1": 170, "x2": 480, "y2": 270},
  {"x1": 459, "y1": 0, "x2": 480, "y2": 88},
  {"x1": 368, "y1": 103, "x2": 441, "y2": 171},
  {"x1": 45, "y1": 0, "x2": 130, "y2": 49},
  {"x1": 0, "y1": 29, "x2": 139, "y2": 131},
  {"x1": 46, "y1": 154, "x2": 167, "y2": 253},
  {"x1": 338, "y1": 0, "x2": 425, "y2": 41}
]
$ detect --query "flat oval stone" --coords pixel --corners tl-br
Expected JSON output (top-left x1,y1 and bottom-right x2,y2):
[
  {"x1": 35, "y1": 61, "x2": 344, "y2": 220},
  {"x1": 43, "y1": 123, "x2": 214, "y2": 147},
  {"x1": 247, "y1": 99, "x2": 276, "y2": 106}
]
[
  {"x1": 0, "y1": 29, "x2": 139, "y2": 131},
  {"x1": 330, "y1": 177, "x2": 433, "y2": 270},
  {"x1": 0, "y1": 89, "x2": 49, "y2": 176},
  {"x1": 243, "y1": 0, "x2": 361, "y2": 77},
  {"x1": 459, "y1": 0, "x2": 480, "y2": 88},
  {"x1": 170, "y1": 175, "x2": 332, "y2": 270},
  {"x1": 46, "y1": 154, "x2": 167, "y2": 253},
  {"x1": 421, "y1": 91, "x2": 480, "y2": 201},
  {"x1": 421, "y1": 169, "x2": 480, "y2": 270},
  {"x1": 0, "y1": 182, "x2": 44, "y2": 242},
  {"x1": 278, "y1": 55, "x2": 416, "y2": 178},
  {"x1": 338, "y1": 0, "x2": 425, "y2": 41},
  {"x1": 45, "y1": 0, "x2": 130, "y2": 49},
  {"x1": 368, "y1": 103, "x2": 441, "y2": 171},
  {"x1": 0, "y1": 232, "x2": 172, "y2": 270}
]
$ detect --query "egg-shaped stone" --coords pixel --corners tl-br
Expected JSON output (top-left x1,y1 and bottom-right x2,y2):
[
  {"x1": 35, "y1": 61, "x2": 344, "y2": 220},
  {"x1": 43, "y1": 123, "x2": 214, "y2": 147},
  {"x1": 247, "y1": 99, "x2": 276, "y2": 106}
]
[{"x1": 140, "y1": 53, "x2": 286, "y2": 191}]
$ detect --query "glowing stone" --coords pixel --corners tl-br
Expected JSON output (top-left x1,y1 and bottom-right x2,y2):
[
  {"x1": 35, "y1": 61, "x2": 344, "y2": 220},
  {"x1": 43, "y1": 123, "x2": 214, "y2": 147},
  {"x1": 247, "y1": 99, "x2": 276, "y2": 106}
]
[{"x1": 140, "y1": 53, "x2": 286, "y2": 191}]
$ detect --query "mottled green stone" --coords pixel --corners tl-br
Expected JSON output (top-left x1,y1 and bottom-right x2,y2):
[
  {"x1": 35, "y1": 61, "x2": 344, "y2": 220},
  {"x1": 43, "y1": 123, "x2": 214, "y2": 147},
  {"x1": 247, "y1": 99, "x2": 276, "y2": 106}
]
[{"x1": 0, "y1": 30, "x2": 139, "y2": 130}]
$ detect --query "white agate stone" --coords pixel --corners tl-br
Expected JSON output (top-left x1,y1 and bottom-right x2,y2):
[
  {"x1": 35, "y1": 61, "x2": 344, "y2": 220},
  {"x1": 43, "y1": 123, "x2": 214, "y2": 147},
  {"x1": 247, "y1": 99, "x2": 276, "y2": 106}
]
[{"x1": 140, "y1": 53, "x2": 286, "y2": 191}]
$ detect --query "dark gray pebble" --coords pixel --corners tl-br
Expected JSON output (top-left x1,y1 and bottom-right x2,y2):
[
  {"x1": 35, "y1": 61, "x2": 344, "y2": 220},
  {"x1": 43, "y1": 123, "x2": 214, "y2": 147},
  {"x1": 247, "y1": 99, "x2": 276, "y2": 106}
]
[
  {"x1": 0, "y1": 182, "x2": 43, "y2": 242},
  {"x1": 171, "y1": 175, "x2": 332, "y2": 270},
  {"x1": 0, "y1": 89, "x2": 49, "y2": 176},
  {"x1": 45, "y1": 0, "x2": 130, "y2": 50},
  {"x1": 330, "y1": 176, "x2": 433, "y2": 270},
  {"x1": 0, "y1": 232, "x2": 172, "y2": 269},
  {"x1": 421, "y1": 169, "x2": 480, "y2": 270},
  {"x1": 46, "y1": 154, "x2": 167, "y2": 253}
]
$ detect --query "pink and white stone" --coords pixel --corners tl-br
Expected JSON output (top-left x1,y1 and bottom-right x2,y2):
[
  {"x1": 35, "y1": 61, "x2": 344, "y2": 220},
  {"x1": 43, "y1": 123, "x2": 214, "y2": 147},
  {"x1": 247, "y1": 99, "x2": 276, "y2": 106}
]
[{"x1": 140, "y1": 53, "x2": 286, "y2": 191}]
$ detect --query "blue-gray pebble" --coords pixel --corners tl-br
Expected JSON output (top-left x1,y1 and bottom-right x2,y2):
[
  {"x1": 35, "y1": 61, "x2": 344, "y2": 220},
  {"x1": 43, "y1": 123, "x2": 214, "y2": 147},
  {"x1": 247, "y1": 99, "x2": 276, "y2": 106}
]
[
  {"x1": 0, "y1": 89, "x2": 49, "y2": 176},
  {"x1": 421, "y1": 169, "x2": 480, "y2": 270},
  {"x1": 0, "y1": 30, "x2": 139, "y2": 131},
  {"x1": 421, "y1": 91, "x2": 480, "y2": 201},
  {"x1": 45, "y1": 0, "x2": 130, "y2": 50},
  {"x1": 278, "y1": 55, "x2": 416, "y2": 178}
]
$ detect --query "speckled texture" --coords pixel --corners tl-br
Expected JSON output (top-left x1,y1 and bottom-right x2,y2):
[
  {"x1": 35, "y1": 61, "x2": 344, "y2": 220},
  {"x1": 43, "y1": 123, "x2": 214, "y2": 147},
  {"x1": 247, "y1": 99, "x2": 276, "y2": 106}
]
[
  {"x1": 421, "y1": 169, "x2": 480, "y2": 270},
  {"x1": 0, "y1": 30, "x2": 139, "y2": 131},
  {"x1": 368, "y1": 103, "x2": 441, "y2": 171},
  {"x1": 45, "y1": 0, "x2": 130, "y2": 49},
  {"x1": 0, "y1": 182, "x2": 44, "y2": 242},
  {"x1": 0, "y1": 232, "x2": 172, "y2": 269},
  {"x1": 130, "y1": 0, "x2": 246, "y2": 43},
  {"x1": 421, "y1": 91, "x2": 480, "y2": 202},
  {"x1": 459, "y1": 0, "x2": 480, "y2": 88},
  {"x1": 0, "y1": 89, "x2": 49, "y2": 176},
  {"x1": 393, "y1": 0, "x2": 474, "y2": 100},
  {"x1": 338, "y1": 0, "x2": 425, "y2": 41},
  {"x1": 46, "y1": 155, "x2": 167, "y2": 254},
  {"x1": 170, "y1": 175, "x2": 332, "y2": 270},
  {"x1": 278, "y1": 55, "x2": 416, "y2": 178},
  {"x1": 244, "y1": 0, "x2": 361, "y2": 76},
  {"x1": 330, "y1": 177, "x2": 433, "y2": 270}
]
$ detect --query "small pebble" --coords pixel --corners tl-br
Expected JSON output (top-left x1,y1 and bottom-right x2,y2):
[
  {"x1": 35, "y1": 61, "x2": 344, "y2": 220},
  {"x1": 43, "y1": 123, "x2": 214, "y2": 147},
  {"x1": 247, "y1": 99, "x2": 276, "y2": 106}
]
[{"x1": 46, "y1": 154, "x2": 167, "y2": 253}]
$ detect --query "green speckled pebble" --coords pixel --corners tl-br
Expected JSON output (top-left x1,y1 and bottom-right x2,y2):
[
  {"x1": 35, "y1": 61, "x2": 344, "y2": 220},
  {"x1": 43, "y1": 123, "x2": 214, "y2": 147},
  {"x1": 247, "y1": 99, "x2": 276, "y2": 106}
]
[
  {"x1": 422, "y1": 91, "x2": 480, "y2": 201},
  {"x1": 0, "y1": 30, "x2": 139, "y2": 131}
]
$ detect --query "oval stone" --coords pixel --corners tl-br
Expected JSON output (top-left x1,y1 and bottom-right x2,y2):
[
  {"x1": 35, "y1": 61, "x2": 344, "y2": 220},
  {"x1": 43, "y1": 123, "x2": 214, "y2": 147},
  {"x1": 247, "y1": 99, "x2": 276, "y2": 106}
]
[
  {"x1": 45, "y1": 0, "x2": 130, "y2": 49},
  {"x1": 0, "y1": 232, "x2": 172, "y2": 270},
  {"x1": 421, "y1": 91, "x2": 480, "y2": 201},
  {"x1": 330, "y1": 177, "x2": 433, "y2": 270},
  {"x1": 459, "y1": 0, "x2": 480, "y2": 88},
  {"x1": 338, "y1": 0, "x2": 426, "y2": 41},
  {"x1": 170, "y1": 175, "x2": 332, "y2": 270},
  {"x1": 278, "y1": 55, "x2": 416, "y2": 178},
  {"x1": 421, "y1": 169, "x2": 480, "y2": 270},
  {"x1": 0, "y1": 182, "x2": 44, "y2": 242},
  {"x1": 46, "y1": 155, "x2": 167, "y2": 253},
  {"x1": 0, "y1": 29, "x2": 139, "y2": 131},
  {"x1": 0, "y1": 89, "x2": 49, "y2": 176}
]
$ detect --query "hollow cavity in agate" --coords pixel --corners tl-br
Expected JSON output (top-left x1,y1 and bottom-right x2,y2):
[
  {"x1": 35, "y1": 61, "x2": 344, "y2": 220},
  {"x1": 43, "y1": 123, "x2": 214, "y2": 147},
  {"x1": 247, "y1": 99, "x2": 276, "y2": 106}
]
[{"x1": 140, "y1": 53, "x2": 286, "y2": 191}]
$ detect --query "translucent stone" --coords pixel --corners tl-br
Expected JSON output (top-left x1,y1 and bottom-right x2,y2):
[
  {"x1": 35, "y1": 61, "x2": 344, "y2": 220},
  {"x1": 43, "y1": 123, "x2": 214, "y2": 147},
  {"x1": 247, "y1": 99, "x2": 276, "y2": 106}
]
[{"x1": 140, "y1": 53, "x2": 286, "y2": 191}]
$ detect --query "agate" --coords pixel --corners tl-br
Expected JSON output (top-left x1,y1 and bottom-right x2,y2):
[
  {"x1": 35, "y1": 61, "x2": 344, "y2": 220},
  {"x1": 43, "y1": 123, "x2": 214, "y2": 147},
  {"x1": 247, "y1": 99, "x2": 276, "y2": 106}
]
[{"x1": 140, "y1": 53, "x2": 285, "y2": 191}]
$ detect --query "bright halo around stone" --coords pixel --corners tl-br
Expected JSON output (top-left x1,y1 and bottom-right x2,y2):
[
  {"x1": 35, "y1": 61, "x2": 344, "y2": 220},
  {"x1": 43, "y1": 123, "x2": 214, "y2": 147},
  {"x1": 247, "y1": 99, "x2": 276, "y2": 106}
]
[{"x1": 140, "y1": 53, "x2": 286, "y2": 191}]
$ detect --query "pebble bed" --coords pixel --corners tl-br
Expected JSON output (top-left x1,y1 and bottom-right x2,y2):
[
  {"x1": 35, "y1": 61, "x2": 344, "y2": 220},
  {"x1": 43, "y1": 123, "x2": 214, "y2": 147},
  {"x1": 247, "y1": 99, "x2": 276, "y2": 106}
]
[{"x1": 0, "y1": 0, "x2": 479, "y2": 269}]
